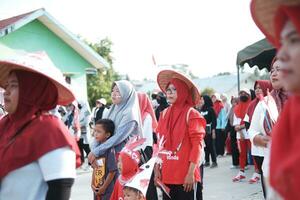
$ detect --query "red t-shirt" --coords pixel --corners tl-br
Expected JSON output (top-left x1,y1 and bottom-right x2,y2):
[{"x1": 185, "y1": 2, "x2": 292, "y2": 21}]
[
  {"x1": 158, "y1": 109, "x2": 205, "y2": 184},
  {"x1": 110, "y1": 179, "x2": 123, "y2": 200}
]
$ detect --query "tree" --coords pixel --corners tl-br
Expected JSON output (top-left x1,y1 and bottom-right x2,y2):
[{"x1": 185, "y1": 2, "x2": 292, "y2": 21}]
[
  {"x1": 86, "y1": 38, "x2": 120, "y2": 107},
  {"x1": 201, "y1": 87, "x2": 215, "y2": 97}
]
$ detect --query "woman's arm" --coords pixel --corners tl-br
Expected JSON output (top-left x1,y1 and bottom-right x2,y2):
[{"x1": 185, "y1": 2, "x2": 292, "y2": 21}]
[
  {"x1": 91, "y1": 121, "x2": 137, "y2": 157},
  {"x1": 184, "y1": 113, "x2": 205, "y2": 192},
  {"x1": 188, "y1": 114, "x2": 205, "y2": 166},
  {"x1": 46, "y1": 179, "x2": 74, "y2": 200},
  {"x1": 38, "y1": 147, "x2": 76, "y2": 200}
]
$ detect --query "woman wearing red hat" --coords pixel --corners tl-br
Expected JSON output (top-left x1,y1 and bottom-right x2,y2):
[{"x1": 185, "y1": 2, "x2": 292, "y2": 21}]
[
  {"x1": 154, "y1": 70, "x2": 206, "y2": 200},
  {"x1": 251, "y1": 0, "x2": 300, "y2": 199},
  {"x1": 0, "y1": 52, "x2": 81, "y2": 200}
]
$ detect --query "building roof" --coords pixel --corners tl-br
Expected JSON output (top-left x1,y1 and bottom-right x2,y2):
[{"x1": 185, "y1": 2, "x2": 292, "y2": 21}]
[
  {"x1": 0, "y1": 8, "x2": 109, "y2": 69},
  {"x1": 137, "y1": 73, "x2": 254, "y2": 95},
  {"x1": 193, "y1": 73, "x2": 253, "y2": 94}
]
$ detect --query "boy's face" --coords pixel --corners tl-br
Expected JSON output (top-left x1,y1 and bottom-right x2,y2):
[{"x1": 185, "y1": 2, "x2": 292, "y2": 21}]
[
  {"x1": 93, "y1": 124, "x2": 110, "y2": 143},
  {"x1": 123, "y1": 188, "x2": 141, "y2": 200}
]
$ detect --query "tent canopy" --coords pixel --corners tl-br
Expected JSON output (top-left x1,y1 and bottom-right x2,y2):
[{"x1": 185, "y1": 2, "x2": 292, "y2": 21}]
[{"x1": 237, "y1": 38, "x2": 276, "y2": 71}]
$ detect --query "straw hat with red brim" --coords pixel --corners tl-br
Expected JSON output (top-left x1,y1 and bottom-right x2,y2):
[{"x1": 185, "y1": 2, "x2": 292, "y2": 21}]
[
  {"x1": 251, "y1": 0, "x2": 300, "y2": 47},
  {"x1": 157, "y1": 70, "x2": 201, "y2": 105},
  {"x1": 0, "y1": 51, "x2": 75, "y2": 105}
]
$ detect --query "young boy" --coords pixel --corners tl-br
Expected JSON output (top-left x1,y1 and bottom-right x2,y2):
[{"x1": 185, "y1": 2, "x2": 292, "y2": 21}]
[
  {"x1": 123, "y1": 186, "x2": 145, "y2": 200},
  {"x1": 91, "y1": 119, "x2": 118, "y2": 200}
]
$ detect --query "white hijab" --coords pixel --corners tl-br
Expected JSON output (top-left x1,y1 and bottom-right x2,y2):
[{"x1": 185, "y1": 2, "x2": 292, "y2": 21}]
[{"x1": 103, "y1": 80, "x2": 142, "y2": 136}]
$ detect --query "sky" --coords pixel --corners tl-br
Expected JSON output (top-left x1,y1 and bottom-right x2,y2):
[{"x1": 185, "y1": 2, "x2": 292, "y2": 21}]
[{"x1": 0, "y1": 0, "x2": 264, "y2": 80}]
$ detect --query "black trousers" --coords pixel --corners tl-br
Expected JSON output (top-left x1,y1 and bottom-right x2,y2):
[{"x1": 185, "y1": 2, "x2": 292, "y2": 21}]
[
  {"x1": 229, "y1": 126, "x2": 239, "y2": 166},
  {"x1": 253, "y1": 156, "x2": 266, "y2": 199},
  {"x1": 215, "y1": 129, "x2": 226, "y2": 156},
  {"x1": 163, "y1": 184, "x2": 196, "y2": 200},
  {"x1": 77, "y1": 137, "x2": 91, "y2": 163},
  {"x1": 204, "y1": 133, "x2": 217, "y2": 163},
  {"x1": 196, "y1": 164, "x2": 204, "y2": 200}
]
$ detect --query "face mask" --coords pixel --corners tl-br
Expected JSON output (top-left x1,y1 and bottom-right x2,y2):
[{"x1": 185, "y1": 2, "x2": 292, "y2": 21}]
[{"x1": 239, "y1": 95, "x2": 249, "y2": 102}]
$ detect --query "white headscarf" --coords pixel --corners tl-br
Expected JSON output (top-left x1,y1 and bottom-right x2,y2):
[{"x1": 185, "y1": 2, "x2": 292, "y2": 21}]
[{"x1": 103, "y1": 80, "x2": 142, "y2": 136}]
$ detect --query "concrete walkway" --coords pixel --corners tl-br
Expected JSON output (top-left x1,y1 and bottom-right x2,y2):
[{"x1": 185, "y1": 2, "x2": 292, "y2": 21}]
[
  {"x1": 203, "y1": 155, "x2": 263, "y2": 200},
  {"x1": 72, "y1": 155, "x2": 264, "y2": 200}
]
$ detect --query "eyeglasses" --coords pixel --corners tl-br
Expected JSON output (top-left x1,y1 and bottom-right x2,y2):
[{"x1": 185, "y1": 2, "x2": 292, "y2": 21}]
[{"x1": 166, "y1": 87, "x2": 177, "y2": 94}]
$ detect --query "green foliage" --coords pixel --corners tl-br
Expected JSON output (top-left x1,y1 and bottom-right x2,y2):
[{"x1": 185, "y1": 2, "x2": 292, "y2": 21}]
[
  {"x1": 85, "y1": 38, "x2": 120, "y2": 107},
  {"x1": 201, "y1": 87, "x2": 215, "y2": 97}
]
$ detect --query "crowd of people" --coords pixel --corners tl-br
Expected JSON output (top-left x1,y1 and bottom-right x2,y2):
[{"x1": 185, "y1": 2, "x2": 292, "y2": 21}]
[{"x1": 0, "y1": 0, "x2": 300, "y2": 200}]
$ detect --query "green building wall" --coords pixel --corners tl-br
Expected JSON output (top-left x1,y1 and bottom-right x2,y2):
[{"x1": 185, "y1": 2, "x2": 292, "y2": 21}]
[{"x1": 0, "y1": 20, "x2": 93, "y2": 102}]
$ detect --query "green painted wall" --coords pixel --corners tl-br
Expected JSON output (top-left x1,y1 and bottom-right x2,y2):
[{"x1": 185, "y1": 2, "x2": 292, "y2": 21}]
[{"x1": 0, "y1": 20, "x2": 93, "y2": 101}]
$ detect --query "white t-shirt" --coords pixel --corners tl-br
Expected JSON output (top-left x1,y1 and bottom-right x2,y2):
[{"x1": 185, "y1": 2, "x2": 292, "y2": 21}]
[
  {"x1": 142, "y1": 114, "x2": 153, "y2": 149},
  {"x1": 244, "y1": 113, "x2": 265, "y2": 157},
  {"x1": 248, "y1": 95, "x2": 278, "y2": 177},
  {"x1": 233, "y1": 114, "x2": 249, "y2": 139},
  {"x1": 0, "y1": 147, "x2": 76, "y2": 200}
]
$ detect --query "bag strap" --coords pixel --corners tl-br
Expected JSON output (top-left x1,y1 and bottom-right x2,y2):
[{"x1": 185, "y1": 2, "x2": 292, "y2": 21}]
[{"x1": 186, "y1": 107, "x2": 193, "y2": 124}]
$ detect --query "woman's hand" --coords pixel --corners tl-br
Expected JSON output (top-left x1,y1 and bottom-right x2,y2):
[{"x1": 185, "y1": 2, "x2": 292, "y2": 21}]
[
  {"x1": 91, "y1": 185, "x2": 98, "y2": 194},
  {"x1": 183, "y1": 162, "x2": 196, "y2": 192},
  {"x1": 96, "y1": 186, "x2": 106, "y2": 195},
  {"x1": 253, "y1": 135, "x2": 270, "y2": 148},
  {"x1": 183, "y1": 171, "x2": 194, "y2": 192},
  {"x1": 234, "y1": 125, "x2": 241, "y2": 132}
]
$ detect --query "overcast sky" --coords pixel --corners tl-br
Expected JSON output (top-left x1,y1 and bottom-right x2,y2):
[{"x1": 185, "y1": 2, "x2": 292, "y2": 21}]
[{"x1": 0, "y1": 0, "x2": 264, "y2": 80}]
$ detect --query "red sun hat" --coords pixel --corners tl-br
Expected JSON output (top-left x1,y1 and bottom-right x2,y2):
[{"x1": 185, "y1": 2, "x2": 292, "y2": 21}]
[
  {"x1": 157, "y1": 70, "x2": 201, "y2": 106},
  {"x1": 251, "y1": 0, "x2": 300, "y2": 47},
  {"x1": 0, "y1": 51, "x2": 75, "y2": 105}
]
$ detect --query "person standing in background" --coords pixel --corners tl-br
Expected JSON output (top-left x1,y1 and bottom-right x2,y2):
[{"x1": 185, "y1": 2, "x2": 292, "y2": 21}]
[
  {"x1": 225, "y1": 97, "x2": 240, "y2": 169},
  {"x1": 78, "y1": 100, "x2": 92, "y2": 169},
  {"x1": 91, "y1": 98, "x2": 107, "y2": 127},
  {"x1": 198, "y1": 95, "x2": 217, "y2": 168},
  {"x1": 245, "y1": 80, "x2": 273, "y2": 186},
  {"x1": 211, "y1": 93, "x2": 227, "y2": 157},
  {"x1": 154, "y1": 92, "x2": 169, "y2": 121},
  {"x1": 232, "y1": 89, "x2": 252, "y2": 182}
]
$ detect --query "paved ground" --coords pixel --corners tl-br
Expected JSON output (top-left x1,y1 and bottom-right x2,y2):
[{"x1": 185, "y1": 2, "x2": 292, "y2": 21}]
[
  {"x1": 71, "y1": 155, "x2": 263, "y2": 200},
  {"x1": 203, "y1": 155, "x2": 263, "y2": 200}
]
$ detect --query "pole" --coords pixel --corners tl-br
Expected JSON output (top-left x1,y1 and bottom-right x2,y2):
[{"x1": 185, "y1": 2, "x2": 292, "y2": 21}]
[{"x1": 237, "y1": 64, "x2": 240, "y2": 95}]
